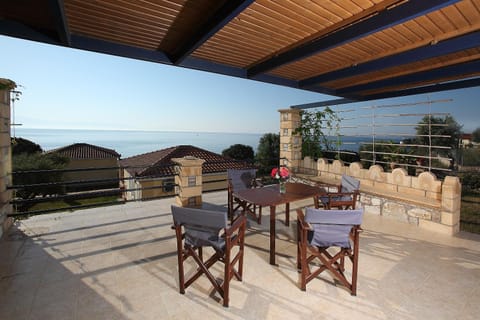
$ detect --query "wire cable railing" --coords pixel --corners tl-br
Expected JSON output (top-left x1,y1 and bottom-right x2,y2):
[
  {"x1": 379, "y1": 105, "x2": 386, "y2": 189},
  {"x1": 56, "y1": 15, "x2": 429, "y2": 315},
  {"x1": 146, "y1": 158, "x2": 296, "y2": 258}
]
[{"x1": 297, "y1": 98, "x2": 458, "y2": 176}]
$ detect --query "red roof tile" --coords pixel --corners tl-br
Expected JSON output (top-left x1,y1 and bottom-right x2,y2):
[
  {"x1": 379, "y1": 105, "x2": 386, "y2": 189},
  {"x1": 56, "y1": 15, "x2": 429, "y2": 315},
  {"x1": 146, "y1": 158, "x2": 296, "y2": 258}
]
[
  {"x1": 48, "y1": 143, "x2": 120, "y2": 159},
  {"x1": 120, "y1": 145, "x2": 253, "y2": 178}
]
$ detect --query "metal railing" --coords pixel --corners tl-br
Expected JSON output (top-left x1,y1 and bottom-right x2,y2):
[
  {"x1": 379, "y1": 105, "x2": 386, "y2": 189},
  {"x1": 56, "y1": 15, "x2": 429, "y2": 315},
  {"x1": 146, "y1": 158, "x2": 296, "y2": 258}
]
[
  {"x1": 8, "y1": 163, "x2": 178, "y2": 218},
  {"x1": 296, "y1": 98, "x2": 458, "y2": 178},
  {"x1": 7, "y1": 158, "x2": 280, "y2": 218}
]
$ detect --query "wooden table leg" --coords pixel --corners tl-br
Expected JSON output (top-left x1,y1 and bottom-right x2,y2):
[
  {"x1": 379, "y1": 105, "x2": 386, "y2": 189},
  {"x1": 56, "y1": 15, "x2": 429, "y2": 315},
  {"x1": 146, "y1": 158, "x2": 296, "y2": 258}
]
[
  {"x1": 285, "y1": 202, "x2": 290, "y2": 227},
  {"x1": 296, "y1": 214, "x2": 301, "y2": 270},
  {"x1": 269, "y1": 205, "x2": 276, "y2": 265}
]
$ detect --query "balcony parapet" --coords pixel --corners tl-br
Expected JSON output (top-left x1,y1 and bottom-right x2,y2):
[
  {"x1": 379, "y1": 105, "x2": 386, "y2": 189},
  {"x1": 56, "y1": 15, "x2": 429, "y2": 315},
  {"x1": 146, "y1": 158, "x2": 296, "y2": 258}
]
[{"x1": 296, "y1": 157, "x2": 461, "y2": 235}]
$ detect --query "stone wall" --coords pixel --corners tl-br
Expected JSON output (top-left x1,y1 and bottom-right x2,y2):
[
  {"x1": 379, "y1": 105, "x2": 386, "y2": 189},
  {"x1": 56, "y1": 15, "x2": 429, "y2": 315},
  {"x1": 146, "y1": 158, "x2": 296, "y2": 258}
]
[
  {"x1": 299, "y1": 157, "x2": 461, "y2": 235},
  {"x1": 278, "y1": 108, "x2": 462, "y2": 236},
  {"x1": 0, "y1": 79, "x2": 14, "y2": 238}
]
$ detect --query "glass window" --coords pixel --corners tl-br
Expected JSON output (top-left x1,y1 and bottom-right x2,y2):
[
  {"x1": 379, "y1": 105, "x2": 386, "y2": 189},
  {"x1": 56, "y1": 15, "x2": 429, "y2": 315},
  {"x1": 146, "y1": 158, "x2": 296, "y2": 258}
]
[{"x1": 164, "y1": 178, "x2": 175, "y2": 192}]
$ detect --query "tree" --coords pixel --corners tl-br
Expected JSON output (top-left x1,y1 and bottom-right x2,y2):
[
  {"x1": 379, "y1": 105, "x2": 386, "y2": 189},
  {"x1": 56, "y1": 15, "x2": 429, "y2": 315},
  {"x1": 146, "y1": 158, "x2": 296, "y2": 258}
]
[
  {"x1": 255, "y1": 133, "x2": 279, "y2": 174},
  {"x1": 222, "y1": 144, "x2": 254, "y2": 161},
  {"x1": 293, "y1": 107, "x2": 341, "y2": 159},
  {"x1": 13, "y1": 153, "x2": 69, "y2": 201},
  {"x1": 415, "y1": 115, "x2": 462, "y2": 153},
  {"x1": 359, "y1": 140, "x2": 414, "y2": 173},
  {"x1": 11, "y1": 138, "x2": 69, "y2": 209},
  {"x1": 11, "y1": 137, "x2": 42, "y2": 155},
  {"x1": 472, "y1": 127, "x2": 480, "y2": 143},
  {"x1": 413, "y1": 115, "x2": 462, "y2": 174}
]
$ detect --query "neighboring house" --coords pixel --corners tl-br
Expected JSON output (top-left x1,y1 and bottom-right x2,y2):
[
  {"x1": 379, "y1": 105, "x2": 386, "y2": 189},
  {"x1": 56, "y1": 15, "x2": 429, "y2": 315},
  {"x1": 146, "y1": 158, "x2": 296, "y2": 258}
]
[
  {"x1": 120, "y1": 145, "x2": 253, "y2": 201},
  {"x1": 48, "y1": 143, "x2": 121, "y2": 191},
  {"x1": 460, "y1": 133, "x2": 479, "y2": 148},
  {"x1": 460, "y1": 133, "x2": 473, "y2": 148}
]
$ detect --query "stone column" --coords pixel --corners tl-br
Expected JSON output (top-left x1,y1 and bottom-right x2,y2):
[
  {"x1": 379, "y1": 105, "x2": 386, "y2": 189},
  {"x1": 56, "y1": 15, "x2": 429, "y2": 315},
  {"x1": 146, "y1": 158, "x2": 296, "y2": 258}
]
[
  {"x1": 440, "y1": 176, "x2": 461, "y2": 234},
  {"x1": 0, "y1": 79, "x2": 15, "y2": 238},
  {"x1": 278, "y1": 108, "x2": 302, "y2": 172},
  {"x1": 172, "y1": 156, "x2": 205, "y2": 208}
]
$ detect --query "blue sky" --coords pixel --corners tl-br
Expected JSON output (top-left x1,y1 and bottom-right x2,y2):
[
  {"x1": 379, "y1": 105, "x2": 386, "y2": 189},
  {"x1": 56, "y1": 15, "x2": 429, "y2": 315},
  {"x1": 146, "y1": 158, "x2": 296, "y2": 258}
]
[{"x1": 1, "y1": 35, "x2": 479, "y2": 134}]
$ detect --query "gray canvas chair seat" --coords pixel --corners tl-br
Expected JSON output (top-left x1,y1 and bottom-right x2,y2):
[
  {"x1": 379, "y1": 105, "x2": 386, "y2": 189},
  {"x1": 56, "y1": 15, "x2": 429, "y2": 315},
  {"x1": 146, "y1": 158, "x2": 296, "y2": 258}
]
[
  {"x1": 184, "y1": 228, "x2": 225, "y2": 251},
  {"x1": 297, "y1": 207, "x2": 363, "y2": 295},
  {"x1": 227, "y1": 168, "x2": 263, "y2": 223},
  {"x1": 171, "y1": 205, "x2": 246, "y2": 307},
  {"x1": 319, "y1": 174, "x2": 360, "y2": 210}
]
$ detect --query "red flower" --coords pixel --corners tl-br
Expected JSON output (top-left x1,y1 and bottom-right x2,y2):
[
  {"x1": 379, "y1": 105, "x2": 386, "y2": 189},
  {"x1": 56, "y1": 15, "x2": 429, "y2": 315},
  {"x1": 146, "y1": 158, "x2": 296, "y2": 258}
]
[{"x1": 271, "y1": 167, "x2": 289, "y2": 179}]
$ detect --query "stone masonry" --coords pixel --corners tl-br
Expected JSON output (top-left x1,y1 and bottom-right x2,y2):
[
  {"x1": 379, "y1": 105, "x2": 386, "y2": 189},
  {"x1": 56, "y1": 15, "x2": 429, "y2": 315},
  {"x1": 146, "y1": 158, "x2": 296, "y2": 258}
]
[
  {"x1": 172, "y1": 156, "x2": 205, "y2": 208},
  {"x1": 279, "y1": 109, "x2": 462, "y2": 235},
  {"x1": 0, "y1": 79, "x2": 14, "y2": 238}
]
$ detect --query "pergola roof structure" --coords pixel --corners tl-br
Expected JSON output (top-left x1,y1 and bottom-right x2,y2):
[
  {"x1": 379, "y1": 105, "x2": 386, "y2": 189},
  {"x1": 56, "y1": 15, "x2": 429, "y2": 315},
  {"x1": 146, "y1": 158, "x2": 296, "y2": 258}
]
[{"x1": 1, "y1": 0, "x2": 479, "y2": 106}]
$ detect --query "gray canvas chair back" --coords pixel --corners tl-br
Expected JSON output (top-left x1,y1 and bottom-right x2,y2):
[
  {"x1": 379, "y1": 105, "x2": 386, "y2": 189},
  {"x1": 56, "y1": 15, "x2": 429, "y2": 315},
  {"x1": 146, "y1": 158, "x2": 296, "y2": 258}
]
[
  {"x1": 227, "y1": 169, "x2": 256, "y2": 192},
  {"x1": 227, "y1": 168, "x2": 264, "y2": 223},
  {"x1": 305, "y1": 207, "x2": 363, "y2": 248},
  {"x1": 171, "y1": 205, "x2": 227, "y2": 251},
  {"x1": 341, "y1": 175, "x2": 360, "y2": 193}
]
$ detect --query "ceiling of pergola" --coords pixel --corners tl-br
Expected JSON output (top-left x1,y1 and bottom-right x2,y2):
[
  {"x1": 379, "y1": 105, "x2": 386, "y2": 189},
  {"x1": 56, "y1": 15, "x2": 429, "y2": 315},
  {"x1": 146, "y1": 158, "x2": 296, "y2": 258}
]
[{"x1": 1, "y1": 0, "x2": 479, "y2": 106}]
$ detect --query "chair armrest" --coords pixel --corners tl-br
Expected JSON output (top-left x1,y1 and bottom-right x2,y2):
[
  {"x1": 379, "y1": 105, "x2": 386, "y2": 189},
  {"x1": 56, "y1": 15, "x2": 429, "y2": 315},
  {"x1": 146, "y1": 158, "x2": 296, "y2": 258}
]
[
  {"x1": 324, "y1": 191, "x2": 356, "y2": 200},
  {"x1": 349, "y1": 225, "x2": 363, "y2": 242},
  {"x1": 296, "y1": 209, "x2": 312, "y2": 231},
  {"x1": 225, "y1": 214, "x2": 246, "y2": 236},
  {"x1": 252, "y1": 178, "x2": 263, "y2": 188},
  {"x1": 314, "y1": 182, "x2": 331, "y2": 188},
  {"x1": 327, "y1": 191, "x2": 357, "y2": 196}
]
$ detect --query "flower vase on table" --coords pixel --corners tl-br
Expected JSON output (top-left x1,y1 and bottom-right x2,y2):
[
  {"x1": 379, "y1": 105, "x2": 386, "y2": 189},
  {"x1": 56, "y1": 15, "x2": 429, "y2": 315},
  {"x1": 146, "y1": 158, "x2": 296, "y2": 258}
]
[
  {"x1": 279, "y1": 181, "x2": 286, "y2": 194},
  {"x1": 271, "y1": 167, "x2": 290, "y2": 194}
]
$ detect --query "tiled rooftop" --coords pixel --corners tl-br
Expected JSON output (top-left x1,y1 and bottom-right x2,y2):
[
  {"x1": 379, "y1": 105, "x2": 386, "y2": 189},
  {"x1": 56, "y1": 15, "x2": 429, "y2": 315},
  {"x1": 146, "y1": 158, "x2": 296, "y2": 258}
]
[
  {"x1": 120, "y1": 145, "x2": 253, "y2": 177},
  {"x1": 48, "y1": 143, "x2": 121, "y2": 159},
  {"x1": 1, "y1": 191, "x2": 479, "y2": 320}
]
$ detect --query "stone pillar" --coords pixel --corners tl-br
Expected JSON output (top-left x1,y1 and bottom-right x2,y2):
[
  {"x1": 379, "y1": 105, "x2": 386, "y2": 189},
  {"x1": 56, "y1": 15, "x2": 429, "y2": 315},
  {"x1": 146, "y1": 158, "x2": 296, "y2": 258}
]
[
  {"x1": 0, "y1": 79, "x2": 15, "y2": 238},
  {"x1": 440, "y1": 176, "x2": 461, "y2": 234},
  {"x1": 279, "y1": 108, "x2": 302, "y2": 172},
  {"x1": 172, "y1": 156, "x2": 205, "y2": 208}
]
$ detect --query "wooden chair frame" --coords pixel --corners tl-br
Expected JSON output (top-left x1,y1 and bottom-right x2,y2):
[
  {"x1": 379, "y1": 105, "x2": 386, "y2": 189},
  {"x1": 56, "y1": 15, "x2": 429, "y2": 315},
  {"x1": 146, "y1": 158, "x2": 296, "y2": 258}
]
[
  {"x1": 319, "y1": 175, "x2": 360, "y2": 210},
  {"x1": 227, "y1": 169, "x2": 262, "y2": 223},
  {"x1": 297, "y1": 208, "x2": 363, "y2": 295},
  {"x1": 172, "y1": 206, "x2": 247, "y2": 307}
]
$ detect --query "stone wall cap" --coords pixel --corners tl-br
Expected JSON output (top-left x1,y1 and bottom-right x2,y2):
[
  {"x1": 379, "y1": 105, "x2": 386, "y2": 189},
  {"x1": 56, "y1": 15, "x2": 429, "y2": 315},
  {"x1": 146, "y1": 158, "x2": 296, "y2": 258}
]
[{"x1": 172, "y1": 156, "x2": 205, "y2": 165}]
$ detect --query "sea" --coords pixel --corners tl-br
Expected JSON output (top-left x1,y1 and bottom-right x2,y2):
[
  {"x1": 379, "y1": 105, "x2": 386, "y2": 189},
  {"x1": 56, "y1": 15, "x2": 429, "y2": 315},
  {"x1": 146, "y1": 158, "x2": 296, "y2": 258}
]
[
  {"x1": 13, "y1": 128, "x2": 399, "y2": 159},
  {"x1": 13, "y1": 128, "x2": 265, "y2": 158}
]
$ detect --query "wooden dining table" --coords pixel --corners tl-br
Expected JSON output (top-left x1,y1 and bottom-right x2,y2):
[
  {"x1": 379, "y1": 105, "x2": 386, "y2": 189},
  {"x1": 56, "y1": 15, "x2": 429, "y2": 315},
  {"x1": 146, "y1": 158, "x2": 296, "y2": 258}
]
[{"x1": 234, "y1": 182, "x2": 326, "y2": 265}]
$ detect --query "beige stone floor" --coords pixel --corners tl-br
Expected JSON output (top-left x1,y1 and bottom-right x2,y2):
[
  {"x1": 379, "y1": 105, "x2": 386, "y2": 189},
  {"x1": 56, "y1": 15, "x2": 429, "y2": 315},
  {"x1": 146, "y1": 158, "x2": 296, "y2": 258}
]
[{"x1": 1, "y1": 190, "x2": 479, "y2": 320}]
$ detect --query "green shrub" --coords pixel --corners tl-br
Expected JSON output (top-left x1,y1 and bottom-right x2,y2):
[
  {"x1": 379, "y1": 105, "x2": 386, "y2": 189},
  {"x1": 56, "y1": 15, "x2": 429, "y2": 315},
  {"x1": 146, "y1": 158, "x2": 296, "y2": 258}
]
[
  {"x1": 461, "y1": 148, "x2": 480, "y2": 166},
  {"x1": 321, "y1": 150, "x2": 360, "y2": 164},
  {"x1": 459, "y1": 171, "x2": 480, "y2": 190}
]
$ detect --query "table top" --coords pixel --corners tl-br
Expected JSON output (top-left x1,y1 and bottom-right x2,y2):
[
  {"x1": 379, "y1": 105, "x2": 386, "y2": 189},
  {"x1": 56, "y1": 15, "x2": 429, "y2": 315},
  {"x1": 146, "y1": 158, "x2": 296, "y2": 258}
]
[{"x1": 234, "y1": 182, "x2": 326, "y2": 207}]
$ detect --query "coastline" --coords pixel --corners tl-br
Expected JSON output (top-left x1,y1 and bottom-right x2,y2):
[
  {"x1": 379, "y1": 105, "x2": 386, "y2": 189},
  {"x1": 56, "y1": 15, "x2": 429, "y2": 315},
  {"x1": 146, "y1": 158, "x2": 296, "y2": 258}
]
[{"x1": 13, "y1": 128, "x2": 265, "y2": 158}]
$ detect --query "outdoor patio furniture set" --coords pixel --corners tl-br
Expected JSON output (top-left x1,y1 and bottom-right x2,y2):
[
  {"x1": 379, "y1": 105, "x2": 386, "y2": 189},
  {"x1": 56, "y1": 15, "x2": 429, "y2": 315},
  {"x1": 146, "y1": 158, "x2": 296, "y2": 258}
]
[{"x1": 171, "y1": 169, "x2": 363, "y2": 307}]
